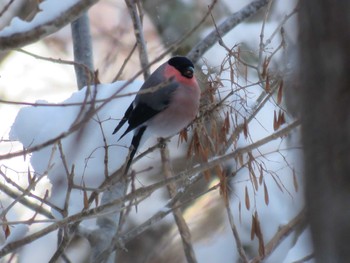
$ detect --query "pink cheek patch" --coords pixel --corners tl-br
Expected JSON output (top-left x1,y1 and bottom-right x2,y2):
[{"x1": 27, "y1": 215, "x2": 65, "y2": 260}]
[{"x1": 164, "y1": 64, "x2": 198, "y2": 87}]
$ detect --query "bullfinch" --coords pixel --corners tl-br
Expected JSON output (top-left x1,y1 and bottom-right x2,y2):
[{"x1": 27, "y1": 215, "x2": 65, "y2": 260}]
[{"x1": 113, "y1": 56, "x2": 200, "y2": 173}]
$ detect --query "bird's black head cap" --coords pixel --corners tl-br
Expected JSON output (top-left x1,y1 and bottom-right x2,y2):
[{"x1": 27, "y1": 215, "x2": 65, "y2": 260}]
[{"x1": 168, "y1": 56, "x2": 195, "y2": 79}]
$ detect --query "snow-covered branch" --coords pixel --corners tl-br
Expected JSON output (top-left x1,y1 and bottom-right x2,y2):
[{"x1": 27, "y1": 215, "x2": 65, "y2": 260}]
[{"x1": 0, "y1": 0, "x2": 99, "y2": 50}]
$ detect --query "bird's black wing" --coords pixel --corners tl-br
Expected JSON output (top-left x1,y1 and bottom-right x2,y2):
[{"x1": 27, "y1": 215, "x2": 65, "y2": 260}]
[
  {"x1": 113, "y1": 79, "x2": 176, "y2": 140},
  {"x1": 114, "y1": 93, "x2": 171, "y2": 174},
  {"x1": 118, "y1": 102, "x2": 161, "y2": 139}
]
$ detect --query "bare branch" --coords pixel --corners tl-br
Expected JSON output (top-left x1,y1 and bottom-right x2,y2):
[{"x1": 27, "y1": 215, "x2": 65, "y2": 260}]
[
  {"x1": 0, "y1": 169, "x2": 51, "y2": 218},
  {"x1": 0, "y1": 119, "x2": 299, "y2": 258},
  {"x1": 258, "y1": 0, "x2": 273, "y2": 73},
  {"x1": 160, "y1": 139, "x2": 198, "y2": 263},
  {"x1": 225, "y1": 201, "x2": 249, "y2": 263},
  {"x1": 112, "y1": 43, "x2": 137, "y2": 82},
  {"x1": 250, "y1": 209, "x2": 307, "y2": 263},
  {"x1": 71, "y1": 13, "x2": 95, "y2": 90},
  {"x1": 0, "y1": 0, "x2": 15, "y2": 17},
  {"x1": 125, "y1": 0, "x2": 150, "y2": 79},
  {"x1": 187, "y1": 0, "x2": 269, "y2": 63},
  {"x1": 49, "y1": 229, "x2": 72, "y2": 263},
  {"x1": 92, "y1": 179, "x2": 128, "y2": 262},
  {"x1": 15, "y1": 48, "x2": 95, "y2": 85},
  {"x1": 0, "y1": 180, "x2": 54, "y2": 219}
]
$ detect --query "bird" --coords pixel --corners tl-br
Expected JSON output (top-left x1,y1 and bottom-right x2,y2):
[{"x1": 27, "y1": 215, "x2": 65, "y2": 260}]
[{"x1": 113, "y1": 56, "x2": 201, "y2": 174}]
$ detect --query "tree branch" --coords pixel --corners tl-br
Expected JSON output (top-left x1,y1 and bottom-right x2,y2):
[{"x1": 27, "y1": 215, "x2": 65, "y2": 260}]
[
  {"x1": 160, "y1": 139, "x2": 198, "y2": 263},
  {"x1": 71, "y1": 13, "x2": 95, "y2": 90},
  {"x1": 125, "y1": 0, "x2": 150, "y2": 80},
  {"x1": 187, "y1": 0, "x2": 269, "y2": 63},
  {"x1": 0, "y1": 120, "x2": 299, "y2": 258},
  {"x1": 92, "y1": 179, "x2": 128, "y2": 262},
  {"x1": 0, "y1": 180, "x2": 54, "y2": 219},
  {"x1": 0, "y1": 0, "x2": 99, "y2": 50},
  {"x1": 225, "y1": 201, "x2": 249, "y2": 263},
  {"x1": 250, "y1": 208, "x2": 307, "y2": 263}
]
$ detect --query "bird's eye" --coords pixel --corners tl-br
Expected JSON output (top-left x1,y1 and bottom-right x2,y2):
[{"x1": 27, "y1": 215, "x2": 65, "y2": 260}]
[{"x1": 183, "y1": 66, "x2": 194, "y2": 78}]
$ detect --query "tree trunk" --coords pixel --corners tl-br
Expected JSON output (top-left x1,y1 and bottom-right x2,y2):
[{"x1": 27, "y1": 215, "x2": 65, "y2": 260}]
[{"x1": 299, "y1": 1, "x2": 350, "y2": 262}]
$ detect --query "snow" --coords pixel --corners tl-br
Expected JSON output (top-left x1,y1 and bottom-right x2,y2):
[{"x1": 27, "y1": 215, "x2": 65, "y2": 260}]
[
  {"x1": 19, "y1": 230, "x2": 62, "y2": 263},
  {"x1": 10, "y1": 80, "x2": 141, "y2": 216},
  {"x1": 1, "y1": 224, "x2": 29, "y2": 246},
  {"x1": 284, "y1": 228, "x2": 314, "y2": 262},
  {"x1": 0, "y1": 0, "x2": 80, "y2": 37}
]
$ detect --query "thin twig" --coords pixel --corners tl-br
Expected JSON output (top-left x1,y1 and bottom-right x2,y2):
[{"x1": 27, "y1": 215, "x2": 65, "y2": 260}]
[
  {"x1": 0, "y1": 181, "x2": 54, "y2": 219},
  {"x1": 49, "y1": 230, "x2": 72, "y2": 263},
  {"x1": 225, "y1": 201, "x2": 249, "y2": 263},
  {"x1": 0, "y1": 169, "x2": 61, "y2": 214},
  {"x1": 0, "y1": 151, "x2": 56, "y2": 218},
  {"x1": 125, "y1": 0, "x2": 150, "y2": 79},
  {"x1": 112, "y1": 43, "x2": 137, "y2": 82},
  {"x1": 16, "y1": 48, "x2": 94, "y2": 86},
  {"x1": 0, "y1": 0, "x2": 15, "y2": 17},
  {"x1": 263, "y1": 5, "x2": 299, "y2": 47},
  {"x1": 258, "y1": 0, "x2": 273, "y2": 74},
  {"x1": 160, "y1": 139, "x2": 198, "y2": 263},
  {"x1": 250, "y1": 208, "x2": 307, "y2": 263},
  {"x1": 187, "y1": 0, "x2": 269, "y2": 63},
  {"x1": 58, "y1": 141, "x2": 74, "y2": 218},
  {"x1": 225, "y1": 79, "x2": 280, "y2": 153}
]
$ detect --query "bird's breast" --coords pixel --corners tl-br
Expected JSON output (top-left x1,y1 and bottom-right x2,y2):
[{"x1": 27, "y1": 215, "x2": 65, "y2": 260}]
[{"x1": 147, "y1": 84, "x2": 200, "y2": 137}]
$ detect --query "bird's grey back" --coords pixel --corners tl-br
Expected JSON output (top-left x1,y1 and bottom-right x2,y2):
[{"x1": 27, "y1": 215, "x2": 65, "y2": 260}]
[{"x1": 135, "y1": 63, "x2": 178, "y2": 111}]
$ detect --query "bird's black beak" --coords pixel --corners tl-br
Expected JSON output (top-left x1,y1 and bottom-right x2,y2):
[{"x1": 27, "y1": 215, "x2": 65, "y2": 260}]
[{"x1": 182, "y1": 66, "x2": 194, "y2": 78}]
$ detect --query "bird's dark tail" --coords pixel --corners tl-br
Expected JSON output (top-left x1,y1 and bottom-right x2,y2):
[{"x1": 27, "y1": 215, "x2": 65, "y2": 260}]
[
  {"x1": 124, "y1": 126, "x2": 147, "y2": 174},
  {"x1": 113, "y1": 103, "x2": 133, "y2": 137}
]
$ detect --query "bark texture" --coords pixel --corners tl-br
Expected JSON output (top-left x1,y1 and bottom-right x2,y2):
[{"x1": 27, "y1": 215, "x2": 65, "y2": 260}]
[{"x1": 299, "y1": 1, "x2": 350, "y2": 262}]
